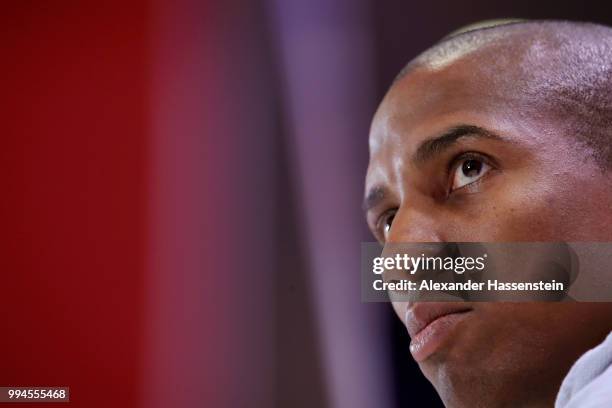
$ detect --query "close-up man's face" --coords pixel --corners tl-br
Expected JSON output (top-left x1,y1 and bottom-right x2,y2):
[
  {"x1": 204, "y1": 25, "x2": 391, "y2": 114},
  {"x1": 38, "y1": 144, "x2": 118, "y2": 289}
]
[{"x1": 365, "y1": 25, "x2": 612, "y2": 407}]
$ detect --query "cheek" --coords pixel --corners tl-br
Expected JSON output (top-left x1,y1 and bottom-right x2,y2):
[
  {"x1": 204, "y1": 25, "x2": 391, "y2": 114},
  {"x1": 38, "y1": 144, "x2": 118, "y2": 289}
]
[
  {"x1": 447, "y1": 304, "x2": 611, "y2": 372},
  {"x1": 447, "y1": 171, "x2": 581, "y2": 241},
  {"x1": 442, "y1": 305, "x2": 567, "y2": 380}
]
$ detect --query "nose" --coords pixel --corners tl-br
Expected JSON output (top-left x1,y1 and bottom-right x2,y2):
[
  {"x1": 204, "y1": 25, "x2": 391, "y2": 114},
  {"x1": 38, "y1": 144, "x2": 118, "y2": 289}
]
[
  {"x1": 381, "y1": 206, "x2": 462, "y2": 302},
  {"x1": 385, "y1": 206, "x2": 443, "y2": 244}
]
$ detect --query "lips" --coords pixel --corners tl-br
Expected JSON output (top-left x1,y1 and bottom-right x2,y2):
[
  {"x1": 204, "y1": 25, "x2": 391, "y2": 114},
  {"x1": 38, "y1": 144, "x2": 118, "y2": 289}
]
[{"x1": 405, "y1": 302, "x2": 472, "y2": 361}]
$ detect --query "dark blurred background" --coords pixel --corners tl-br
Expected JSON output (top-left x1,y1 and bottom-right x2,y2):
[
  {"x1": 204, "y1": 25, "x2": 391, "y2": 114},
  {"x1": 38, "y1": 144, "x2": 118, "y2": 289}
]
[{"x1": 4, "y1": 1, "x2": 612, "y2": 407}]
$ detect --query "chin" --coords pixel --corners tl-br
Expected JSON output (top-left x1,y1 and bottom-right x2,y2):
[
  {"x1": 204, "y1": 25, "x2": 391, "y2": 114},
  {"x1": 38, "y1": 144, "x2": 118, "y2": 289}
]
[
  {"x1": 417, "y1": 328, "x2": 556, "y2": 408},
  {"x1": 419, "y1": 350, "x2": 484, "y2": 407},
  {"x1": 414, "y1": 311, "x2": 508, "y2": 406}
]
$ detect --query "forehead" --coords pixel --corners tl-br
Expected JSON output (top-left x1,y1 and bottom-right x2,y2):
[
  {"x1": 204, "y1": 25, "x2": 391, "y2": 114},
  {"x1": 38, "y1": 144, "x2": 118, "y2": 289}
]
[
  {"x1": 370, "y1": 67, "x2": 483, "y2": 149},
  {"x1": 369, "y1": 32, "x2": 536, "y2": 152},
  {"x1": 369, "y1": 64, "x2": 502, "y2": 163},
  {"x1": 365, "y1": 46, "x2": 547, "y2": 196},
  {"x1": 372, "y1": 48, "x2": 517, "y2": 146}
]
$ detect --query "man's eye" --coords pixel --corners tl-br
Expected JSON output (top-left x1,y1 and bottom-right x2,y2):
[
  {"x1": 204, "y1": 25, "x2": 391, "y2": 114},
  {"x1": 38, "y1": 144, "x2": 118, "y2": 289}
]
[
  {"x1": 450, "y1": 157, "x2": 491, "y2": 191},
  {"x1": 377, "y1": 209, "x2": 397, "y2": 241}
]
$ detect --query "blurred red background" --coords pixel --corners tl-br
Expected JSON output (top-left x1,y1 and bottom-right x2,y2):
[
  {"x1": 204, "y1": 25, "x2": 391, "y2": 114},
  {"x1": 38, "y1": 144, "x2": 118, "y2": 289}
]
[{"x1": 2, "y1": 1, "x2": 148, "y2": 407}]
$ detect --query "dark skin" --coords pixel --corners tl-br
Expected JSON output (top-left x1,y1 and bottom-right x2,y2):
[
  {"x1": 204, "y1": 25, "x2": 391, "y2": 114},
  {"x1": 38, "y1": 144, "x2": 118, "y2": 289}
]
[{"x1": 365, "y1": 38, "x2": 612, "y2": 407}]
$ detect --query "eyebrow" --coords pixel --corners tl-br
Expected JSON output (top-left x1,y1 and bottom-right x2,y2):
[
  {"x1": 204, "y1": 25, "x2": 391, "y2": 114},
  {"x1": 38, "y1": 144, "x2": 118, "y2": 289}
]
[
  {"x1": 363, "y1": 124, "x2": 505, "y2": 213},
  {"x1": 413, "y1": 124, "x2": 504, "y2": 163}
]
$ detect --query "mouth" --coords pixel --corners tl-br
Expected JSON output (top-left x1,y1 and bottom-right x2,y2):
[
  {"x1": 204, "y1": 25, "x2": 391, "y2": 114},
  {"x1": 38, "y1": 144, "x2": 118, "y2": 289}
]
[{"x1": 405, "y1": 302, "x2": 472, "y2": 362}]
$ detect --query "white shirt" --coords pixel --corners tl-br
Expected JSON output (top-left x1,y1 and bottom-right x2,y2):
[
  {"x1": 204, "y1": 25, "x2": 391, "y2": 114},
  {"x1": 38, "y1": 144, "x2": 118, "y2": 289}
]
[{"x1": 556, "y1": 331, "x2": 612, "y2": 407}]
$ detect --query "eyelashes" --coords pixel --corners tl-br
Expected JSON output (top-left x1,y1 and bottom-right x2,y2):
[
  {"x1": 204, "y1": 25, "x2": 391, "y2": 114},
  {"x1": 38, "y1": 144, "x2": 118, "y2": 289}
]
[{"x1": 447, "y1": 152, "x2": 494, "y2": 193}]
